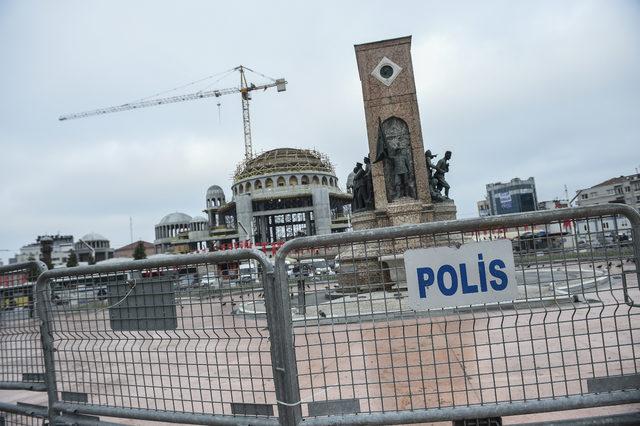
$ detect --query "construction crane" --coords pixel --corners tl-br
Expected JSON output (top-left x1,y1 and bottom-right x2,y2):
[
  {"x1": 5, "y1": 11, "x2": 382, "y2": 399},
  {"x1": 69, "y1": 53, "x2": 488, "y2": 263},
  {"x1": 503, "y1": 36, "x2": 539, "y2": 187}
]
[{"x1": 59, "y1": 66, "x2": 286, "y2": 159}]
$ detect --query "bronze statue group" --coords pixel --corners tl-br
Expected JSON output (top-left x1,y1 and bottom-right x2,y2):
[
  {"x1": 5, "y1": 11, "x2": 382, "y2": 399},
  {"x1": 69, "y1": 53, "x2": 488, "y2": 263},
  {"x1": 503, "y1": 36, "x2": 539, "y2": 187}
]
[{"x1": 349, "y1": 148, "x2": 451, "y2": 212}]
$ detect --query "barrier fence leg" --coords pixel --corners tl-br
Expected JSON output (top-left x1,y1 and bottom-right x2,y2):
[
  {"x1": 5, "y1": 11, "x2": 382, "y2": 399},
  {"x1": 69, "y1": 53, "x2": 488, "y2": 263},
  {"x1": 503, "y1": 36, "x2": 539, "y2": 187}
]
[
  {"x1": 36, "y1": 276, "x2": 60, "y2": 424},
  {"x1": 263, "y1": 269, "x2": 302, "y2": 426}
]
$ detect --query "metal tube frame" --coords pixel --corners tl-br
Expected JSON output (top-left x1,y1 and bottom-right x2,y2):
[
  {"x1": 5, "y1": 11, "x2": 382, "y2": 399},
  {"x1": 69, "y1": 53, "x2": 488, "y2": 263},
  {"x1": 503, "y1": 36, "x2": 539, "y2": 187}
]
[
  {"x1": 273, "y1": 205, "x2": 640, "y2": 425},
  {"x1": 0, "y1": 400, "x2": 49, "y2": 420},
  {"x1": 3, "y1": 205, "x2": 639, "y2": 425},
  {"x1": 0, "y1": 261, "x2": 48, "y2": 391},
  {"x1": 34, "y1": 249, "x2": 284, "y2": 426}
]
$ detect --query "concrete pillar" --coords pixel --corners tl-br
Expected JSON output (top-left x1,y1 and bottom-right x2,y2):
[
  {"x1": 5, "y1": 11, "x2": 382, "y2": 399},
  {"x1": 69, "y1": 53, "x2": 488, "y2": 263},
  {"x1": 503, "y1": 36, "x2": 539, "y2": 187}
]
[
  {"x1": 312, "y1": 187, "x2": 331, "y2": 236},
  {"x1": 260, "y1": 216, "x2": 268, "y2": 243},
  {"x1": 305, "y1": 212, "x2": 312, "y2": 235},
  {"x1": 235, "y1": 194, "x2": 253, "y2": 242}
]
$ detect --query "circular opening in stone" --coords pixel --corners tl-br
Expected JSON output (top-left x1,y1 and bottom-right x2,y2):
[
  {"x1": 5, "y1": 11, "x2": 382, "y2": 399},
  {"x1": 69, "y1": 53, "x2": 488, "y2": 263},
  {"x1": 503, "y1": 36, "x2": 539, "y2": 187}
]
[{"x1": 380, "y1": 65, "x2": 394, "y2": 79}]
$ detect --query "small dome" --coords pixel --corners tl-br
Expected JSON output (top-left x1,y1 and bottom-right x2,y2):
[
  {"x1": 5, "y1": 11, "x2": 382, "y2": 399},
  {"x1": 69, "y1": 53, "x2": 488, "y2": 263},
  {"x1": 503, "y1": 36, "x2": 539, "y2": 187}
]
[
  {"x1": 158, "y1": 212, "x2": 192, "y2": 225},
  {"x1": 207, "y1": 185, "x2": 225, "y2": 197},
  {"x1": 81, "y1": 232, "x2": 108, "y2": 242},
  {"x1": 190, "y1": 216, "x2": 207, "y2": 223}
]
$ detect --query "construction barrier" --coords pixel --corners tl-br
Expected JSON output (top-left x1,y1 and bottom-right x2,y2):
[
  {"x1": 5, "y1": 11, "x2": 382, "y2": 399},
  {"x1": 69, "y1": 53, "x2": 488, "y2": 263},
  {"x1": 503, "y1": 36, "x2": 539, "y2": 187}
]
[
  {"x1": 272, "y1": 204, "x2": 640, "y2": 425},
  {"x1": 1, "y1": 204, "x2": 639, "y2": 425}
]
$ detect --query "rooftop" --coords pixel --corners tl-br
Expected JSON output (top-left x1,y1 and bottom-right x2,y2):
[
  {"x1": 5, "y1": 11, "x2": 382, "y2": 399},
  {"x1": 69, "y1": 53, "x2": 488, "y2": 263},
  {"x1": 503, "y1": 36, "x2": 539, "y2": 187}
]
[
  {"x1": 158, "y1": 212, "x2": 192, "y2": 225},
  {"x1": 233, "y1": 148, "x2": 335, "y2": 182},
  {"x1": 80, "y1": 232, "x2": 108, "y2": 242}
]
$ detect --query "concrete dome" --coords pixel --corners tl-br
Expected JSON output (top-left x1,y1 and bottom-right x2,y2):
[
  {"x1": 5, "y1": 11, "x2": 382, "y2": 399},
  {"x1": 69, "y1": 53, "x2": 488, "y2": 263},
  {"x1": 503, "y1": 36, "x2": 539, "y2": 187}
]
[
  {"x1": 158, "y1": 212, "x2": 192, "y2": 225},
  {"x1": 81, "y1": 232, "x2": 108, "y2": 242},
  {"x1": 207, "y1": 185, "x2": 225, "y2": 197},
  {"x1": 234, "y1": 148, "x2": 335, "y2": 182}
]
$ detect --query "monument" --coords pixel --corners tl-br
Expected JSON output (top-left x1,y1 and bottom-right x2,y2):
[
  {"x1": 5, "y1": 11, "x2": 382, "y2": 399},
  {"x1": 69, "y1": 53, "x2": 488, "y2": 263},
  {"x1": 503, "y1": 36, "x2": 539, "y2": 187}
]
[
  {"x1": 351, "y1": 36, "x2": 456, "y2": 230},
  {"x1": 339, "y1": 36, "x2": 457, "y2": 292}
]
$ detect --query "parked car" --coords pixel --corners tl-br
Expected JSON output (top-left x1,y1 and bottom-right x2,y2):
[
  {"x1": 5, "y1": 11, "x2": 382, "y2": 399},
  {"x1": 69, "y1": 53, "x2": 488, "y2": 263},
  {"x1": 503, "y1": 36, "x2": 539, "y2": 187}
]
[
  {"x1": 176, "y1": 274, "x2": 199, "y2": 289},
  {"x1": 200, "y1": 273, "x2": 221, "y2": 289},
  {"x1": 300, "y1": 258, "x2": 334, "y2": 277},
  {"x1": 239, "y1": 264, "x2": 256, "y2": 284}
]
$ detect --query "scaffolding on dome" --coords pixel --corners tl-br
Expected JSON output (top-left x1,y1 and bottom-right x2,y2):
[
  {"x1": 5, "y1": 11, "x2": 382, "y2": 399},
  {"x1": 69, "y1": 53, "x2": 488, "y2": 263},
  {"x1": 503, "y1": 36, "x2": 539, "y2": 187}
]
[{"x1": 233, "y1": 147, "x2": 335, "y2": 181}]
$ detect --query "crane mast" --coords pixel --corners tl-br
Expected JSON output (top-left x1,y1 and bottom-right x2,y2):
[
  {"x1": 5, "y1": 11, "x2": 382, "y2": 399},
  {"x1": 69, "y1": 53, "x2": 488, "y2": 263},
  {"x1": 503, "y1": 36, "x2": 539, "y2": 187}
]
[
  {"x1": 59, "y1": 66, "x2": 286, "y2": 160},
  {"x1": 239, "y1": 66, "x2": 253, "y2": 159}
]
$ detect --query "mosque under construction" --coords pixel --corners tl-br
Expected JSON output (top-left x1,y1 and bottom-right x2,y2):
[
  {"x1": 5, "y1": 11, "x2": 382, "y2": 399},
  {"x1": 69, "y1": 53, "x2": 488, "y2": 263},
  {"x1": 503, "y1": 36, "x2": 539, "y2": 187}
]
[{"x1": 153, "y1": 147, "x2": 352, "y2": 256}]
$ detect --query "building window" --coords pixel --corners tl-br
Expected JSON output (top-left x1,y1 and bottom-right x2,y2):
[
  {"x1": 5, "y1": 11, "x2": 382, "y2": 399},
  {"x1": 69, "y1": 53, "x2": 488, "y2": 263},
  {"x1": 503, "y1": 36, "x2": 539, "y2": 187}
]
[
  {"x1": 245, "y1": 182, "x2": 251, "y2": 192},
  {"x1": 581, "y1": 194, "x2": 588, "y2": 199},
  {"x1": 312, "y1": 175, "x2": 320, "y2": 185},
  {"x1": 265, "y1": 178, "x2": 273, "y2": 188},
  {"x1": 289, "y1": 176, "x2": 298, "y2": 186},
  {"x1": 301, "y1": 175, "x2": 309, "y2": 185},
  {"x1": 625, "y1": 186, "x2": 631, "y2": 192},
  {"x1": 603, "y1": 222, "x2": 609, "y2": 229},
  {"x1": 321, "y1": 176, "x2": 328, "y2": 185},
  {"x1": 255, "y1": 179, "x2": 263, "y2": 189},
  {"x1": 277, "y1": 176, "x2": 286, "y2": 187}
]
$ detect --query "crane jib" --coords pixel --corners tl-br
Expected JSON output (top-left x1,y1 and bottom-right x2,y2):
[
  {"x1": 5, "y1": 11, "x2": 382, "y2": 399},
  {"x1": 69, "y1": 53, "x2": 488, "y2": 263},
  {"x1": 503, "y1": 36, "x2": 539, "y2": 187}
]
[{"x1": 58, "y1": 67, "x2": 286, "y2": 160}]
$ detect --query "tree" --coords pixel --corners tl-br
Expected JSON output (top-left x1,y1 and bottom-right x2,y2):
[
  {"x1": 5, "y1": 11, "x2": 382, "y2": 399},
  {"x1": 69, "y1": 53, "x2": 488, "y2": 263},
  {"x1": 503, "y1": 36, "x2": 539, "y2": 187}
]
[
  {"x1": 66, "y1": 250, "x2": 78, "y2": 267},
  {"x1": 133, "y1": 241, "x2": 147, "y2": 260}
]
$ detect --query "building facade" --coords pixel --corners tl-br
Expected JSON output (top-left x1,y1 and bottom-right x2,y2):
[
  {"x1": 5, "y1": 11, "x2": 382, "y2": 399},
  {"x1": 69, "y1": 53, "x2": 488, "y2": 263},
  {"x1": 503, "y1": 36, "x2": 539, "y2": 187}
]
[
  {"x1": 478, "y1": 177, "x2": 538, "y2": 216},
  {"x1": 574, "y1": 174, "x2": 640, "y2": 210},
  {"x1": 573, "y1": 173, "x2": 640, "y2": 241},
  {"x1": 10, "y1": 235, "x2": 75, "y2": 267},
  {"x1": 537, "y1": 199, "x2": 569, "y2": 210},
  {"x1": 114, "y1": 240, "x2": 155, "y2": 258},
  {"x1": 477, "y1": 199, "x2": 490, "y2": 217}
]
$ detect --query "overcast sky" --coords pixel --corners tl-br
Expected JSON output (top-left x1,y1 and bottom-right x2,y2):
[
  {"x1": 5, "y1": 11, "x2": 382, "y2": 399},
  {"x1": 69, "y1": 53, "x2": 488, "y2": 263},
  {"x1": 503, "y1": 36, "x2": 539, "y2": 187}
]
[{"x1": 1, "y1": 1, "x2": 639, "y2": 262}]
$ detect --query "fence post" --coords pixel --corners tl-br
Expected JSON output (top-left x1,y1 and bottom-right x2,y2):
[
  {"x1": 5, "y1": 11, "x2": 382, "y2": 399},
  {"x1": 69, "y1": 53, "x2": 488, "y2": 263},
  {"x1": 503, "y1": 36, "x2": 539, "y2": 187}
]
[
  {"x1": 263, "y1": 261, "x2": 302, "y2": 426},
  {"x1": 35, "y1": 274, "x2": 60, "y2": 424}
]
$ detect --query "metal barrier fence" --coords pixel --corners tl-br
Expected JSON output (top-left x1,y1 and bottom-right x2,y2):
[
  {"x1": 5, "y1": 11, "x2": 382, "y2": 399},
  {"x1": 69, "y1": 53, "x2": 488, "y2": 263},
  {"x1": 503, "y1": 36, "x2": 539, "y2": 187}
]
[
  {"x1": 2, "y1": 205, "x2": 640, "y2": 425},
  {"x1": 0, "y1": 261, "x2": 48, "y2": 392},
  {"x1": 35, "y1": 250, "x2": 283, "y2": 425},
  {"x1": 273, "y1": 204, "x2": 640, "y2": 425},
  {"x1": 0, "y1": 401, "x2": 48, "y2": 426}
]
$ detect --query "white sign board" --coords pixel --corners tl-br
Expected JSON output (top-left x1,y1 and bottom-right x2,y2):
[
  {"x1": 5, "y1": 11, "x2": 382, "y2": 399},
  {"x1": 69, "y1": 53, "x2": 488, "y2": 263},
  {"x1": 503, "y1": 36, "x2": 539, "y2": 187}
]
[
  {"x1": 404, "y1": 240, "x2": 518, "y2": 310},
  {"x1": 498, "y1": 192, "x2": 512, "y2": 209}
]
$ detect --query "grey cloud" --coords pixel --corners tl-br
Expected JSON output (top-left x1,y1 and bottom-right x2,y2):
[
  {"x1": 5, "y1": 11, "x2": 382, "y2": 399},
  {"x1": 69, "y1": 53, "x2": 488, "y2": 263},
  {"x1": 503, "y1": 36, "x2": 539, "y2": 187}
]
[{"x1": 1, "y1": 0, "x2": 639, "y2": 261}]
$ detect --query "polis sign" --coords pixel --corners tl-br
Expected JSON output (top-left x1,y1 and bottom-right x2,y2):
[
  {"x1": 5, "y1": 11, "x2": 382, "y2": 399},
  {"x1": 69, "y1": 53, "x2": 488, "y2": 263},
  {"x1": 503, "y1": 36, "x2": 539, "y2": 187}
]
[{"x1": 404, "y1": 240, "x2": 518, "y2": 310}]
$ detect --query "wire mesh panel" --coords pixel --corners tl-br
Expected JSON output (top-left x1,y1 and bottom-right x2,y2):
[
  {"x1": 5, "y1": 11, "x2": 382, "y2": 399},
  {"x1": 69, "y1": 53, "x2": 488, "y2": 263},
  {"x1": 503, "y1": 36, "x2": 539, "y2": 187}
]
[
  {"x1": 274, "y1": 206, "x2": 640, "y2": 423},
  {"x1": 0, "y1": 262, "x2": 47, "y2": 391},
  {"x1": 36, "y1": 252, "x2": 278, "y2": 424},
  {"x1": 0, "y1": 411, "x2": 45, "y2": 426}
]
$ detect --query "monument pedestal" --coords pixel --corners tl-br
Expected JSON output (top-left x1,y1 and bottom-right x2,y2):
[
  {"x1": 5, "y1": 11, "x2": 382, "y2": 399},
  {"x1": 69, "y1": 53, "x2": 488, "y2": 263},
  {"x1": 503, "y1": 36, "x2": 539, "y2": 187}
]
[
  {"x1": 433, "y1": 199, "x2": 457, "y2": 222},
  {"x1": 387, "y1": 199, "x2": 423, "y2": 226},
  {"x1": 350, "y1": 210, "x2": 377, "y2": 230},
  {"x1": 339, "y1": 199, "x2": 456, "y2": 292}
]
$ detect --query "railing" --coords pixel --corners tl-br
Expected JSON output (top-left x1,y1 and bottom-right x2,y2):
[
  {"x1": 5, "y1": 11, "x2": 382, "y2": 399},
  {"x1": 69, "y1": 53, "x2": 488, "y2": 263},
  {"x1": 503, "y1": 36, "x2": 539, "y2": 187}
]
[
  {"x1": 272, "y1": 204, "x2": 640, "y2": 425},
  {"x1": 1, "y1": 205, "x2": 639, "y2": 425},
  {"x1": 0, "y1": 261, "x2": 48, "y2": 392}
]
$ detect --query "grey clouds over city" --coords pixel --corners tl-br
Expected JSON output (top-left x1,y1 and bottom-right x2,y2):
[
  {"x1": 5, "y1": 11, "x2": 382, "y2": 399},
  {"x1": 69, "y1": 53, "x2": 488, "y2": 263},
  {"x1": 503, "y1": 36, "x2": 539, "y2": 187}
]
[{"x1": 1, "y1": 0, "x2": 639, "y2": 260}]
